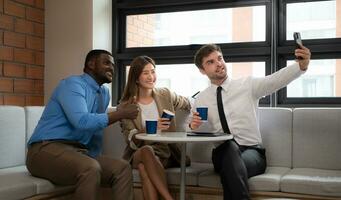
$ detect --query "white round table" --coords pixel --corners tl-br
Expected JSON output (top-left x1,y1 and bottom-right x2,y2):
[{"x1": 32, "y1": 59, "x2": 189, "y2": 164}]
[{"x1": 135, "y1": 132, "x2": 233, "y2": 200}]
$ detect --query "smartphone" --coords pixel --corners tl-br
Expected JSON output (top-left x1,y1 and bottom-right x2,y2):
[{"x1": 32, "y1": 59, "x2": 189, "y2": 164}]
[{"x1": 293, "y1": 32, "x2": 303, "y2": 59}]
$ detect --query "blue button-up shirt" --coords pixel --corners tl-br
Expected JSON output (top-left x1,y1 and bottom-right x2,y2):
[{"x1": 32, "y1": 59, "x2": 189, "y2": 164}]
[{"x1": 28, "y1": 73, "x2": 110, "y2": 157}]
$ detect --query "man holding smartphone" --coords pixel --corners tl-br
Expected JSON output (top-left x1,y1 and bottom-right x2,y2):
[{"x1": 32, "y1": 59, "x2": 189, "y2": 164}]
[{"x1": 189, "y1": 43, "x2": 310, "y2": 200}]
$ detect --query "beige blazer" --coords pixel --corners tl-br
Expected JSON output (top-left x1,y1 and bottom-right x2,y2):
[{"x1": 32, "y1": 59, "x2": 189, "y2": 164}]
[{"x1": 120, "y1": 87, "x2": 191, "y2": 167}]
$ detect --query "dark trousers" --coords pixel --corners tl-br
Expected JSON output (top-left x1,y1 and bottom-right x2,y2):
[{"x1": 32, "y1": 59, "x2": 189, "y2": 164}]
[
  {"x1": 26, "y1": 141, "x2": 133, "y2": 200},
  {"x1": 212, "y1": 140, "x2": 266, "y2": 200}
]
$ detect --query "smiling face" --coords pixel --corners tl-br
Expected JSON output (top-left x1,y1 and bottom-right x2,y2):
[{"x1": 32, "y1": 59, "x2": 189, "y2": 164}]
[
  {"x1": 90, "y1": 53, "x2": 115, "y2": 85},
  {"x1": 200, "y1": 50, "x2": 227, "y2": 85},
  {"x1": 137, "y1": 63, "x2": 156, "y2": 90}
]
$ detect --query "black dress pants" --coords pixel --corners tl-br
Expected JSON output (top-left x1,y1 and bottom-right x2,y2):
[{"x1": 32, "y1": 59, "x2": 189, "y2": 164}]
[{"x1": 212, "y1": 139, "x2": 266, "y2": 200}]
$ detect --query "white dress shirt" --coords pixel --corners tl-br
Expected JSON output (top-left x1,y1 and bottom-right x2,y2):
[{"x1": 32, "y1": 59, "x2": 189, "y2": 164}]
[{"x1": 191, "y1": 63, "x2": 305, "y2": 146}]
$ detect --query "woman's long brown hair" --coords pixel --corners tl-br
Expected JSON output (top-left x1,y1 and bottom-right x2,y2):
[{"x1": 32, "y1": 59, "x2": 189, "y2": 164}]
[{"x1": 120, "y1": 56, "x2": 156, "y2": 103}]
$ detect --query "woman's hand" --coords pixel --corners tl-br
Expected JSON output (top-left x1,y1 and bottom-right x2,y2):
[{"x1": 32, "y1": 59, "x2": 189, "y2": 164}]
[{"x1": 157, "y1": 118, "x2": 171, "y2": 131}]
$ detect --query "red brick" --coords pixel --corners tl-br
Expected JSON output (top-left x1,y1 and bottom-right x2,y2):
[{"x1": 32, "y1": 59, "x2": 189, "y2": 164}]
[
  {"x1": 0, "y1": 30, "x2": 3, "y2": 45},
  {"x1": 34, "y1": 79, "x2": 42, "y2": 93},
  {"x1": 0, "y1": 78, "x2": 13, "y2": 92},
  {"x1": 3, "y1": 62, "x2": 25, "y2": 77},
  {"x1": 4, "y1": 94, "x2": 25, "y2": 106},
  {"x1": 0, "y1": 62, "x2": 3, "y2": 76},
  {"x1": 0, "y1": 13, "x2": 14, "y2": 30},
  {"x1": 33, "y1": 22, "x2": 43, "y2": 37},
  {"x1": 34, "y1": 0, "x2": 43, "y2": 9},
  {"x1": 14, "y1": 78, "x2": 34, "y2": 93},
  {"x1": 35, "y1": 50, "x2": 43, "y2": 65},
  {"x1": 14, "y1": 0, "x2": 34, "y2": 6},
  {"x1": 26, "y1": 95, "x2": 43, "y2": 105},
  {"x1": 4, "y1": 31, "x2": 25, "y2": 47},
  {"x1": 26, "y1": 6, "x2": 43, "y2": 23},
  {"x1": 26, "y1": 35, "x2": 43, "y2": 50},
  {"x1": 0, "y1": 0, "x2": 3, "y2": 13},
  {"x1": 0, "y1": 95, "x2": 3, "y2": 105},
  {"x1": 14, "y1": 48, "x2": 35, "y2": 64},
  {"x1": 4, "y1": 0, "x2": 25, "y2": 18},
  {"x1": 0, "y1": 46, "x2": 13, "y2": 61},
  {"x1": 15, "y1": 18, "x2": 34, "y2": 34},
  {"x1": 26, "y1": 65, "x2": 43, "y2": 79}
]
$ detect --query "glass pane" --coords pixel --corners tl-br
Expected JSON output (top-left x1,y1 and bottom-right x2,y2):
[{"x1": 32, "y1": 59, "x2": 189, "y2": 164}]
[
  {"x1": 287, "y1": 59, "x2": 341, "y2": 97},
  {"x1": 126, "y1": 6, "x2": 266, "y2": 47},
  {"x1": 126, "y1": 62, "x2": 265, "y2": 97},
  {"x1": 286, "y1": 0, "x2": 341, "y2": 40}
]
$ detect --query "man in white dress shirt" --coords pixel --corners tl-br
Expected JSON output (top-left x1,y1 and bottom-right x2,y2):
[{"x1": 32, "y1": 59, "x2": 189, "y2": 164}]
[{"x1": 189, "y1": 44, "x2": 311, "y2": 200}]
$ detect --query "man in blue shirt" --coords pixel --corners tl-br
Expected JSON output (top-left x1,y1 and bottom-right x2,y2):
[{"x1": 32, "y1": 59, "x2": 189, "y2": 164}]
[{"x1": 26, "y1": 50, "x2": 139, "y2": 200}]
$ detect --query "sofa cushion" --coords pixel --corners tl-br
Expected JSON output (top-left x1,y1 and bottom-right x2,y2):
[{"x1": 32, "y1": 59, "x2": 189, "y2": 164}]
[
  {"x1": 0, "y1": 106, "x2": 26, "y2": 168},
  {"x1": 0, "y1": 166, "x2": 36, "y2": 200},
  {"x1": 25, "y1": 106, "x2": 45, "y2": 144},
  {"x1": 292, "y1": 108, "x2": 341, "y2": 169},
  {"x1": 197, "y1": 166, "x2": 289, "y2": 192},
  {"x1": 132, "y1": 162, "x2": 209, "y2": 186},
  {"x1": 258, "y1": 107, "x2": 292, "y2": 168},
  {"x1": 281, "y1": 168, "x2": 341, "y2": 197},
  {"x1": 248, "y1": 167, "x2": 291, "y2": 191}
]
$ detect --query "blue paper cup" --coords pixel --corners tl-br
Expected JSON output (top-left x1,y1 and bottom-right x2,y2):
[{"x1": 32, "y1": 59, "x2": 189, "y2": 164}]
[
  {"x1": 145, "y1": 120, "x2": 158, "y2": 135},
  {"x1": 161, "y1": 109, "x2": 175, "y2": 121},
  {"x1": 196, "y1": 107, "x2": 208, "y2": 121}
]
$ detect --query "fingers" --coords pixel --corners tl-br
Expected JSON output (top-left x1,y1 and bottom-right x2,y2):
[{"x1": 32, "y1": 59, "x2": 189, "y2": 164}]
[
  {"x1": 158, "y1": 118, "x2": 171, "y2": 130},
  {"x1": 131, "y1": 96, "x2": 137, "y2": 104},
  {"x1": 190, "y1": 111, "x2": 203, "y2": 130},
  {"x1": 295, "y1": 45, "x2": 311, "y2": 59}
]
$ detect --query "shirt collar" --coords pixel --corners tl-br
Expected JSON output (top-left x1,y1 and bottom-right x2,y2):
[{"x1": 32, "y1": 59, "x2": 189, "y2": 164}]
[
  {"x1": 81, "y1": 73, "x2": 102, "y2": 92},
  {"x1": 211, "y1": 76, "x2": 230, "y2": 92}
]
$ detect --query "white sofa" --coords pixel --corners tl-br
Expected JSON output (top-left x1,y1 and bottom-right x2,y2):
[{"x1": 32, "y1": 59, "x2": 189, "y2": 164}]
[{"x1": 0, "y1": 106, "x2": 340, "y2": 200}]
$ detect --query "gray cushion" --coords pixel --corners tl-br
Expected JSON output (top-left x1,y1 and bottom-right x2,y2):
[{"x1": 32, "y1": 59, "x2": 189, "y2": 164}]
[
  {"x1": 0, "y1": 106, "x2": 26, "y2": 168},
  {"x1": 281, "y1": 168, "x2": 341, "y2": 197},
  {"x1": 259, "y1": 107, "x2": 292, "y2": 168},
  {"x1": 249, "y1": 167, "x2": 291, "y2": 192},
  {"x1": 197, "y1": 166, "x2": 291, "y2": 192},
  {"x1": 197, "y1": 167, "x2": 221, "y2": 188},
  {"x1": 25, "y1": 106, "x2": 45, "y2": 144},
  {"x1": 293, "y1": 108, "x2": 341, "y2": 169},
  {"x1": 166, "y1": 162, "x2": 210, "y2": 186},
  {"x1": 0, "y1": 166, "x2": 36, "y2": 200},
  {"x1": 132, "y1": 162, "x2": 209, "y2": 186}
]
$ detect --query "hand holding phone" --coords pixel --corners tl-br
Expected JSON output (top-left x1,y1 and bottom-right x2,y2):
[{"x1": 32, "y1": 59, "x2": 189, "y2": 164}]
[{"x1": 294, "y1": 32, "x2": 303, "y2": 59}]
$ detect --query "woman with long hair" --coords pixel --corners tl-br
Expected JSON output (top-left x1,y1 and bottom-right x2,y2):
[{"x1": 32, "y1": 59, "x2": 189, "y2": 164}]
[{"x1": 120, "y1": 56, "x2": 191, "y2": 200}]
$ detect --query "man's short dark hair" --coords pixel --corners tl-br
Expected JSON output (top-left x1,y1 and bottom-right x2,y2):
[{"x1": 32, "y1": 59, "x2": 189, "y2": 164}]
[
  {"x1": 84, "y1": 49, "x2": 112, "y2": 72},
  {"x1": 194, "y1": 44, "x2": 222, "y2": 69}
]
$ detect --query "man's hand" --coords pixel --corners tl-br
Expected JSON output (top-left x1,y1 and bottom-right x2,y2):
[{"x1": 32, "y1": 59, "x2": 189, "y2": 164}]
[
  {"x1": 116, "y1": 102, "x2": 139, "y2": 120},
  {"x1": 295, "y1": 45, "x2": 311, "y2": 71},
  {"x1": 189, "y1": 111, "x2": 203, "y2": 130}
]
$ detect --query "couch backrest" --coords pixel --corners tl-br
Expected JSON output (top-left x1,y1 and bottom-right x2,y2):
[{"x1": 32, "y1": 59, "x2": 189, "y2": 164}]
[
  {"x1": 258, "y1": 107, "x2": 293, "y2": 168},
  {"x1": 186, "y1": 107, "x2": 294, "y2": 166},
  {"x1": 293, "y1": 108, "x2": 341, "y2": 170},
  {"x1": 0, "y1": 106, "x2": 26, "y2": 168},
  {"x1": 25, "y1": 106, "x2": 45, "y2": 145}
]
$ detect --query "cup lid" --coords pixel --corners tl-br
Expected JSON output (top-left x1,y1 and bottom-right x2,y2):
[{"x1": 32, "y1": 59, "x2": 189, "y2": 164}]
[{"x1": 163, "y1": 109, "x2": 175, "y2": 116}]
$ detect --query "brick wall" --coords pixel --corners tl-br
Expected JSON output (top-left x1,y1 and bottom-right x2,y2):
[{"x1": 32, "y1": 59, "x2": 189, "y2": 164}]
[
  {"x1": 0, "y1": 0, "x2": 44, "y2": 106},
  {"x1": 126, "y1": 15, "x2": 155, "y2": 47}
]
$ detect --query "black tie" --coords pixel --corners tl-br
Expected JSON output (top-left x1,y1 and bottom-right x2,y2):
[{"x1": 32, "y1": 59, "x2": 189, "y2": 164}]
[{"x1": 217, "y1": 86, "x2": 231, "y2": 134}]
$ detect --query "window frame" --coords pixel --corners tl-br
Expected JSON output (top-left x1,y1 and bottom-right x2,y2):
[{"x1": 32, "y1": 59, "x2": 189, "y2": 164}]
[
  {"x1": 277, "y1": 0, "x2": 341, "y2": 106},
  {"x1": 112, "y1": 0, "x2": 272, "y2": 105}
]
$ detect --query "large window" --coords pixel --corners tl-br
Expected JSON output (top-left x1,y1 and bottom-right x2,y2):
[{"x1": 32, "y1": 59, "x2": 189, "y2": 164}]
[
  {"x1": 277, "y1": 0, "x2": 341, "y2": 105},
  {"x1": 113, "y1": 0, "x2": 341, "y2": 106},
  {"x1": 126, "y1": 6, "x2": 266, "y2": 48},
  {"x1": 126, "y1": 62, "x2": 265, "y2": 97}
]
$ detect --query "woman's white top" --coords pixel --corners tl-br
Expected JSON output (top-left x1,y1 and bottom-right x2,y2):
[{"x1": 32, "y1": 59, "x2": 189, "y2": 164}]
[{"x1": 139, "y1": 100, "x2": 159, "y2": 128}]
